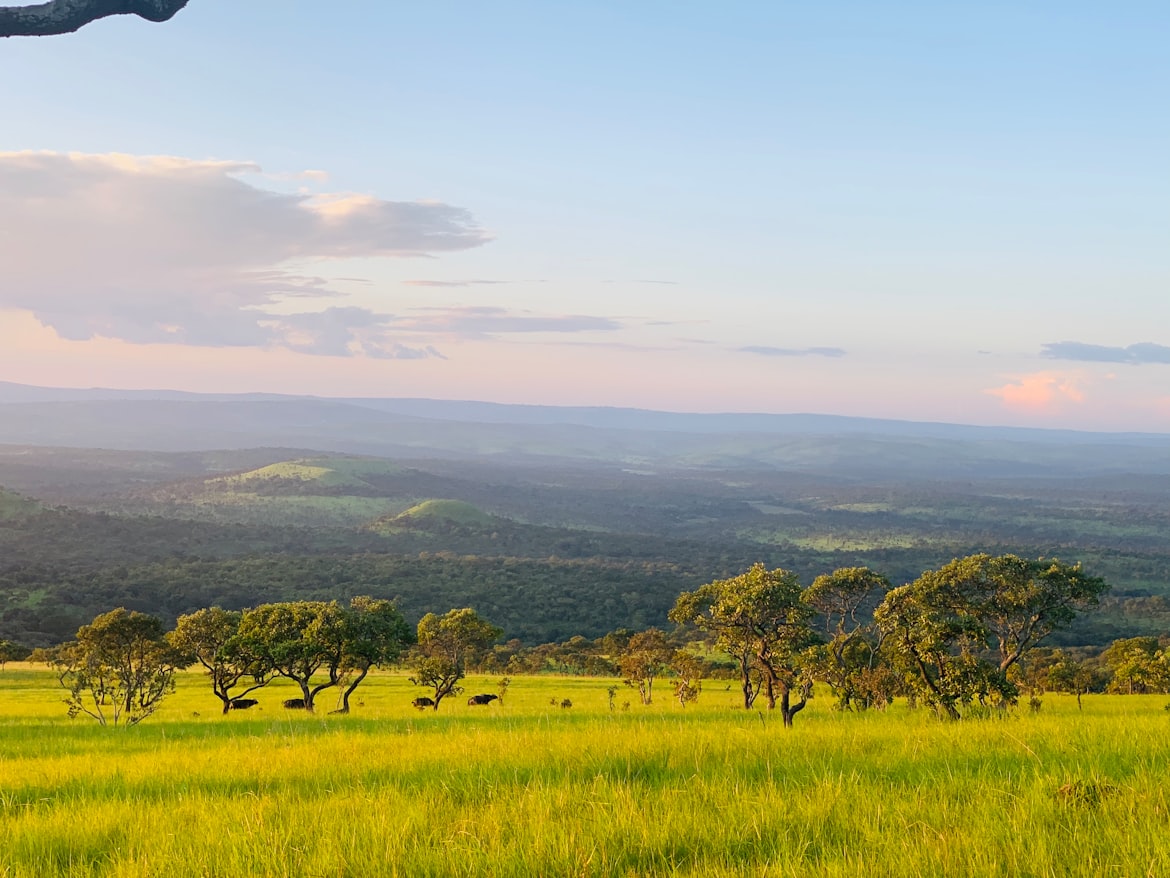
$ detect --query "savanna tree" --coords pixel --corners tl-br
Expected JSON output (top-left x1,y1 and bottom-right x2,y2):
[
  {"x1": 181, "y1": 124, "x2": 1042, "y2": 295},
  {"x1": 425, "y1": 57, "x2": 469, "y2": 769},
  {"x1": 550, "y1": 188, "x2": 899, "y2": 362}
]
[
  {"x1": 671, "y1": 563, "x2": 816, "y2": 726},
  {"x1": 0, "y1": 639, "x2": 29, "y2": 670},
  {"x1": 803, "y1": 566, "x2": 891, "y2": 710},
  {"x1": 617, "y1": 628, "x2": 673, "y2": 705},
  {"x1": 670, "y1": 648, "x2": 705, "y2": 707},
  {"x1": 1044, "y1": 651, "x2": 1101, "y2": 709},
  {"x1": 236, "y1": 601, "x2": 347, "y2": 713},
  {"x1": 55, "y1": 608, "x2": 182, "y2": 726},
  {"x1": 1102, "y1": 637, "x2": 1170, "y2": 695},
  {"x1": 876, "y1": 554, "x2": 1108, "y2": 719},
  {"x1": 169, "y1": 607, "x2": 272, "y2": 714},
  {"x1": 332, "y1": 596, "x2": 413, "y2": 713},
  {"x1": 408, "y1": 608, "x2": 501, "y2": 710}
]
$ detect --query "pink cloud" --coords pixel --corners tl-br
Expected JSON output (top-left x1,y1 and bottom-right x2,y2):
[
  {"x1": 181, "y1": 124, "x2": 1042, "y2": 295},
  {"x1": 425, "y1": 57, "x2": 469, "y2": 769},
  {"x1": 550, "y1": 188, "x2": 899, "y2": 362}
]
[{"x1": 984, "y1": 371, "x2": 1087, "y2": 412}]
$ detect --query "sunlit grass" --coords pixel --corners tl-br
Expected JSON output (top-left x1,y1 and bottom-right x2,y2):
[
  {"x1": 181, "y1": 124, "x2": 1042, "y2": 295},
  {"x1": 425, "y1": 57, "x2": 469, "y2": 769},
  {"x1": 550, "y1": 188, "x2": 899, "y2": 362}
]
[{"x1": 1, "y1": 666, "x2": 1168, "y2": 876}]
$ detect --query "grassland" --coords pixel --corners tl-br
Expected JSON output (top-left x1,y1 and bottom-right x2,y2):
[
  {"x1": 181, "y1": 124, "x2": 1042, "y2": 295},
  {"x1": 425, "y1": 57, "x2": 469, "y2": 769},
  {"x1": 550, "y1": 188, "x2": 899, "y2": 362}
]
[{"x1": 1, "y1": 667, "x2": 1168, "y2": 877}]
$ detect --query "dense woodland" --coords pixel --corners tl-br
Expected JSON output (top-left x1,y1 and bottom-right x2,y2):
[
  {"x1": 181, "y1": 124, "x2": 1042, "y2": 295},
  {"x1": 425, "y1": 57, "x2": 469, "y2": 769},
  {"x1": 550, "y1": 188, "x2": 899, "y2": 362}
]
[{"x1": 4, "y1": 442, "x2": 1170, "y2": 655}]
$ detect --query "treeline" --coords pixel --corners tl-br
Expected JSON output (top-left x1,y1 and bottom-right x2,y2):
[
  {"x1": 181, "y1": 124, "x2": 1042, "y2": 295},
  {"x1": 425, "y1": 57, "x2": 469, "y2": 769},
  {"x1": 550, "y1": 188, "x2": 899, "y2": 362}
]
[
  {"x1": 5, "y1": 545, "x2": 1170, "y2": 650},
  {"x1": 13, "y1": 553, "x2": 1169, "y2": 727}
]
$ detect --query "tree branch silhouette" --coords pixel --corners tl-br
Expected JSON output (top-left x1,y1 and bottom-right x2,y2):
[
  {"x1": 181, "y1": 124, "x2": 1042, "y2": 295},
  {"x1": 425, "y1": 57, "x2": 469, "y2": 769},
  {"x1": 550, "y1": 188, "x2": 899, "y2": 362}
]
[{"x1": 1, "y1": 0, "x2": 189, "y2": 37}]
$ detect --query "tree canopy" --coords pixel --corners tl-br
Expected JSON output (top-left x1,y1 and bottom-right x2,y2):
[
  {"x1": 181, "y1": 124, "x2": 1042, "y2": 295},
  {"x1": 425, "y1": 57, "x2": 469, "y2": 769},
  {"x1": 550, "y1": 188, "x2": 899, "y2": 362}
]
[
  {"x1": 671, "y1": 563, "x2": 816, "y2": 726},
  {"x1": 409, "y1": 608, "x2": 501, "y2": 710},
  {"x1": 875, "y1": 554, "x2": 1108, "y2": 719},
  {"x1": 54, "y1": 607, "x2": 182, "y2": 725},
  {"x1": 168, "y1": 607, "x2": 271, "y2": 714}
]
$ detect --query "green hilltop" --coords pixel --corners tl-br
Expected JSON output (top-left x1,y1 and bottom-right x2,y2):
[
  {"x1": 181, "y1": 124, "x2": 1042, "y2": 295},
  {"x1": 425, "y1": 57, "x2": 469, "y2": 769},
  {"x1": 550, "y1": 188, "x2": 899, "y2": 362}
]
[
  {"x1": 209, "y1": 456, "x2": 403, "y2": 491},
  {"x1": 377, "y1": 499, "x2": 497, "y2": 529}
]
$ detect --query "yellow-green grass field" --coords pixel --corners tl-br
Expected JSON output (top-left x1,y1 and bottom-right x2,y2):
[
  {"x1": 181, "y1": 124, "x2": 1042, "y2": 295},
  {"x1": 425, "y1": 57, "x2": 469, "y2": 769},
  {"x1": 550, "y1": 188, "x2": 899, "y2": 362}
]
[{"x1": 1, "y1": 666, "x2": 1169, "y2": 877}]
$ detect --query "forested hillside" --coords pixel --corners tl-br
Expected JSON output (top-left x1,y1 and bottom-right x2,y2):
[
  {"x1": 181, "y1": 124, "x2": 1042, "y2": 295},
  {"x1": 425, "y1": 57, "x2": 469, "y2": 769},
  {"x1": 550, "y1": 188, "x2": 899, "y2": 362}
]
[{"x1": 4, "y1": 431, "x2": 1170, "y2": 648}]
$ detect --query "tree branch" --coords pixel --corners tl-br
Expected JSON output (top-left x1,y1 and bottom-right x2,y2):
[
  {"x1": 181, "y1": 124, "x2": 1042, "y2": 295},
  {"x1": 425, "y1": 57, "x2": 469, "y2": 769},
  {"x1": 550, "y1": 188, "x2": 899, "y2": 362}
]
[{"x1": 0, "y1": 0, "x2": 189, "y2": 37}]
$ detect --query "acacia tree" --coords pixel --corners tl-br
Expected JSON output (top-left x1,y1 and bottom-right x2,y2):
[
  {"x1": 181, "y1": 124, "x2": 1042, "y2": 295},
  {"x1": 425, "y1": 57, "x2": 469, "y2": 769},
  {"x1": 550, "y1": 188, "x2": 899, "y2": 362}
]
[
  {"x1": 963, "y1": 555, "x2": 1108, "y2": 673},
  {"x1": 1, "y1": 1, "x2": 189, "y2": 38},
  {"x1": 331, "y1": 596, "x2": 413, "y2": 714},
  {"x1": 54, "y1": 608, "x2": 182, "y2": 726},
  {"x1": 874, "y1": 583, "x2": 994, "y2": 720},
  {"x1": 168, "y1": 607, "x2": 272, "y2": 714},
  {"x1": 408, "y1": 608, "x2": 501, "y2": 710},
  {"x1": 803, "y1": 567, "x2": 891, "y2": 710},
  {"x1": 236, "y1": 601, "x2": 347, "y2": 713},
  {"x1": 670, "y1": 564, "x2": 816, "y2": 727},
  {"x1": 617, "y1": 628, "x2": 673, "y2": 705},
  {"x1": 876, "y1": 554, "x2": 1108, "y2": 719}
]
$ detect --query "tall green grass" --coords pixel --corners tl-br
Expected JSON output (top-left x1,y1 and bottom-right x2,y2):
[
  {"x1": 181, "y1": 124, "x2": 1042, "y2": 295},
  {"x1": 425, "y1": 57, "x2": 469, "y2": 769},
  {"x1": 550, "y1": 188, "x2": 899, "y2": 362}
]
[{"x1": 1, "y1": 667, "x2": 1168, "y2": 876}]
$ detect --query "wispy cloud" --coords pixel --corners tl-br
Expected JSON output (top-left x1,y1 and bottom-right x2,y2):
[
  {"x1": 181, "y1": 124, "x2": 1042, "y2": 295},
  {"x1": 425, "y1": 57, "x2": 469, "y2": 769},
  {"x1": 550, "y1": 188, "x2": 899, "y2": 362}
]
[
  {"x1": 601, "y1": 279, "x2": 679, "y2": 285},
  {"x1": 403, "y1": 279, "x2": 513, "y2": 288},
  {"x1": 393, "y1": 306, "x2": 622, "y2": 339},
  {"x1": 266, "y1": 307, "x2": 446, "y2": 360},
  {"x1": 738, "y1": 346, "x2": 847, "y2": 358},
  {"x1": 1041, "y1": 341, "x2": 1170, "y2": 365},
  {"x1": 984, "y1": 371, "x2": 1087, "y2": 411},
  {"x1": 0, "y1": 151, "x2": 490, "y2": 354}
]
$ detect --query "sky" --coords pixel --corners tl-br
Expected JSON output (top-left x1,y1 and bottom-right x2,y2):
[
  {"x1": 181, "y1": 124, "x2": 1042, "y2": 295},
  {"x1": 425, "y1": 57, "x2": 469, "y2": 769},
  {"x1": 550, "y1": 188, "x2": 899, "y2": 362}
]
[{"x1": 1, "y1": 1, "x2": 1168, "y2": 431}]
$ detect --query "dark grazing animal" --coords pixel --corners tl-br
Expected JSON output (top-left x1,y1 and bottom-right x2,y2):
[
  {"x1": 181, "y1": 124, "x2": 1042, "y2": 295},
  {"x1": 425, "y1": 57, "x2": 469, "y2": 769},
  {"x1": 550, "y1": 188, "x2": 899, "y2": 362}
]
[
  {"x1": 282, "y1": 698, "x2": 307, "y2": 710},
  {"x1": 411, "y1": 697, "x2": 436, "y2": 710},
  {"x1": 228, "y1": 698, "x2": 259, "y2": 710},
  {"x1": 467, "y1": 693, "x2": 499, "y2": 706}
]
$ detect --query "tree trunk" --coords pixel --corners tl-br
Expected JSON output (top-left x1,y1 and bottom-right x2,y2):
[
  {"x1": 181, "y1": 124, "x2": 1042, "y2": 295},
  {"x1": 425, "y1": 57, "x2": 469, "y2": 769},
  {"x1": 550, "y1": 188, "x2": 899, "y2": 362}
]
[
  {"x1": 739, "y1": 654, "x2": 754, "y2": 709},
  {"x1": 936, "y1": 699, "x2": 960, "y2": 721},
  {"x1": 337, "y1": 666, "x2": 370, "y2": 714},
  {"x1": 780, "y1": 683, "x2": 809, "y2": 728},
  {"x1": 298, "y1": 680, "x2": 314, "y2": 712}
]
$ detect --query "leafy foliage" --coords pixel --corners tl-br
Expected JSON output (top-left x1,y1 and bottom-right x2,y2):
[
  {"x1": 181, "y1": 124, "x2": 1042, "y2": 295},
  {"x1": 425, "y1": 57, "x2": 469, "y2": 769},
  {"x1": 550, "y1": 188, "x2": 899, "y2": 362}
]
[
  {"x1": 168, "y1": 607, "x2": 271, "y2": 713},
  {"x1": 875, "y1": 555, "x2": 1109, "y2": 719},
  {"x1": 671, "y1": 563, "x2": 816, "y2": 725},
  {"x1": 54, "y1": 608, "x2": 181, "y2": 725},
  {"x1": 617, "y1": 628, "x2": 673, "y2": 705},
  {"x1": 409, "y1": 608, "x2": 502, "y2": 709}
]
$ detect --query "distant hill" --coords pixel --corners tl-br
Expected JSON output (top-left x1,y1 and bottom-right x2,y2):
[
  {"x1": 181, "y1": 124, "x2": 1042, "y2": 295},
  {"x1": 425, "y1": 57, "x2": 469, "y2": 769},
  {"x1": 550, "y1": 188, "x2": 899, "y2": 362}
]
[
  {"x1": 3, "y1": 381, "x2": 1170, "y2": 479},
  {"x1": 209, "y1": 457, "x2": 404, "y2": 492}
]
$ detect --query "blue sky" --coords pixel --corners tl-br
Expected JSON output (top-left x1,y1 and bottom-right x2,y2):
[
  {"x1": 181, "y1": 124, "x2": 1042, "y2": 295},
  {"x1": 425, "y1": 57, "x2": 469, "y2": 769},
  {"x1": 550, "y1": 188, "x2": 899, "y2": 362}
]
[{"x1": 2, "y1": 1, "x2": 1168, "y2": 429}]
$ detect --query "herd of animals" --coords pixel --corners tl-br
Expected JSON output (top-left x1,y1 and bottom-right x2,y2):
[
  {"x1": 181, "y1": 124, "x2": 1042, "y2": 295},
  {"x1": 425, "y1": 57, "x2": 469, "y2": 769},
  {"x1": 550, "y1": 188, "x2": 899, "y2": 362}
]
[{"x1": 222, "y1": 694, "x2": 508, "y2": 711}]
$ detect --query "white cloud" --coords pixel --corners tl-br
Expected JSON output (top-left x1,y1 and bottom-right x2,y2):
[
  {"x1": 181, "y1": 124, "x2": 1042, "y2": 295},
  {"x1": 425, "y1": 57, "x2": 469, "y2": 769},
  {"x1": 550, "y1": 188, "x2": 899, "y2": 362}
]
[{"x1": 0, "y1": 151, "x2": 490, "y2": 354}]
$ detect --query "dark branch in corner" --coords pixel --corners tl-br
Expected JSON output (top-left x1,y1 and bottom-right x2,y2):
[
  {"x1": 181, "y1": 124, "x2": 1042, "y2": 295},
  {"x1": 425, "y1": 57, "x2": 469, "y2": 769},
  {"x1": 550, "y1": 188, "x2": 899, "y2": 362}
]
[{"x1": 0, "y1": 0, "x2": 189, "y2": 37}]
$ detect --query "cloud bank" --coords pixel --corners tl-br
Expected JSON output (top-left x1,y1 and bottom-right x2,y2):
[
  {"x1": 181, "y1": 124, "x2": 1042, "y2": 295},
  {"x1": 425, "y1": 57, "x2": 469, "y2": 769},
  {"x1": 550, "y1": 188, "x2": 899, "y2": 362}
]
[
  {"x1": 0, "y1": 151, "x2": 491, "y2": 355},
  {"x1": 1041, "y1": 341, "x2": 1170, "y2": 365},
  {"x1": 738, "y1": 346, "x2": 847, "y2": 358}
]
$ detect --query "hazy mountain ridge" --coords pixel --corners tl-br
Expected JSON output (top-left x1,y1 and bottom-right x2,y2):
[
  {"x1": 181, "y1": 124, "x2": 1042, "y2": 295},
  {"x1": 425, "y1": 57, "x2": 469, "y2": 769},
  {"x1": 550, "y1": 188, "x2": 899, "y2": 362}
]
[{"x1": 3, "y1": 382, "x2": 1170, "y2": 479}]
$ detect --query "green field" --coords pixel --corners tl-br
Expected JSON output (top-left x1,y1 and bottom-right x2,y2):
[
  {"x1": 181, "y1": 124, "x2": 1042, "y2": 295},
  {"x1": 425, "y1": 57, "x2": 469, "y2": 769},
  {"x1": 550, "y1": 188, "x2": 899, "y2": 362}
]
[{"x1": 2, "y1": 667, "x2": 1168, "y2": 877}]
